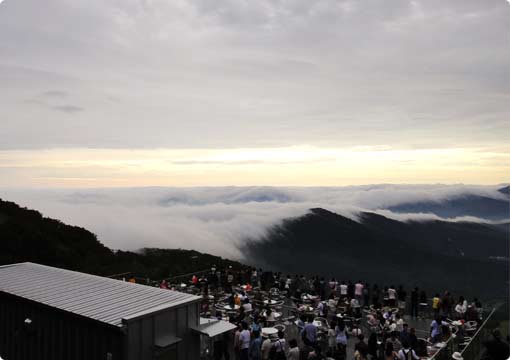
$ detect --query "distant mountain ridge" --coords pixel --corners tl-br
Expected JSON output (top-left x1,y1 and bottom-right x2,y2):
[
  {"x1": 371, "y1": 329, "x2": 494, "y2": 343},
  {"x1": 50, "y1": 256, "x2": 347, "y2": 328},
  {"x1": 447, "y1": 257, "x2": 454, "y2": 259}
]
[
  {"x1": 386, "y1": 187, "x2": 509, "y2": 220},
  {"x1": 243, "y1": 208, "x2": 509, "y2": 297}
]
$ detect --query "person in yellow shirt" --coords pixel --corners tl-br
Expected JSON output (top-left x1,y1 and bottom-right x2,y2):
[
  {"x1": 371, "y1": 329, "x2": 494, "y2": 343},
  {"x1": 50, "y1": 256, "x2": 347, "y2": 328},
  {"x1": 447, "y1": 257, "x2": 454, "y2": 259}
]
[{"x1": 432, "y1": 294, "x2": 441, "y2": 317}]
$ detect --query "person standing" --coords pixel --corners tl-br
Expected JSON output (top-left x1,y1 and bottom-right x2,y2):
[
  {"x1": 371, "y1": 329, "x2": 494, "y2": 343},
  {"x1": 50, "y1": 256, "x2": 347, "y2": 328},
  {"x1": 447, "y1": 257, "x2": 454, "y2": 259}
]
[
  {"x1": 340, "y1": 281, "x2": 348, "y2": 299},
  {"x1": 335, "y1": 319, "x2": 348, "y2": 358},
  {"x1": 239, "y1": 322, "x2": 251, "y2": 360},
  {"x1": 261, "y1": 335, "x2": 272, "y2": 360},
  {"x1": 355, "y1": 281, "x2": 364, "y2": 303},
  {"x1": 287, "y1": 339, "x2": 300, "y2": 360},
  {"x1": 303, "y1": 316, "x2": 318, "y2": 347},
  {"x1": 388, "y1": 286, "x2": 397, "y2": 307},
  {"x1": 328, "y1": 321, "x2": 337, "y2": 354},
  {"x1": 347, "y1": 281, "x2": 355, "y2": 300},
  {"x1": 363, "y1": 283, "x2": 370, "y2": 308},
  {"x1": 249, "y1": 330, "x2": 262, "y2": 360},
  {"x1": 410, "y1": 287, "x2": 419, "y2": 318},
  {"x1": 271, "y1": 331, "x2": 287, "y2": 359},
  {"x1": 234, "y1": 324, "x2": 242, "y2": 360},
  {"x1": 397, "y1": 285, "x2": 406, "y2": 313},
  {"x1": 432, "y1": 294, "x2": 441, "y2": 318},
  {"x1": 355, "y1": 334, "x2": 369, "y2": 360},
  {"x1": 372, "y1": 284, "x2": 380, "y2": 309},
  {"x1": 397, "y1": 341, "x2": 420, "y2": 360}
]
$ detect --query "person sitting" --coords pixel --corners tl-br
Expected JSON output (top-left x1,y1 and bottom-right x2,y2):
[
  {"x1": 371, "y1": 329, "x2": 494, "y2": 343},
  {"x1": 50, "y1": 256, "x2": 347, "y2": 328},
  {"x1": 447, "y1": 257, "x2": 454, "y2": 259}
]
[
  {"x1": 265, "y1": 307, "x2": 275, "y2": 323},
  {"x1": 367, "y1": 313, "x2": 379, "y2": 331},
  {"x1": 242, "y1": 298, "x2": 252, "y2": 312}
]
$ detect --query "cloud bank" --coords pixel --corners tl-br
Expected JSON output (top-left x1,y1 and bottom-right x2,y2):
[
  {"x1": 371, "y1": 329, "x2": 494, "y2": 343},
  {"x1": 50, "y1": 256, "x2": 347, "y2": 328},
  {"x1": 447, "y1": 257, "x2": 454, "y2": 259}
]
[{"x1": 1, "y1": 185, "x2": 506, "y2": 259}]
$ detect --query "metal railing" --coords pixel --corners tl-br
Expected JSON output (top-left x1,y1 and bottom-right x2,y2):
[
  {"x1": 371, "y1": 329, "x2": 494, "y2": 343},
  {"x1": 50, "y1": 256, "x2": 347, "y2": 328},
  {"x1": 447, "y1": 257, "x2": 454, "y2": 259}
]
[
  {"x1": 460, "y1": 307, "x2": 498, "y2": 359},
  {"x1": 428, "y1": 307, "x2": 498, "y2": 360}
]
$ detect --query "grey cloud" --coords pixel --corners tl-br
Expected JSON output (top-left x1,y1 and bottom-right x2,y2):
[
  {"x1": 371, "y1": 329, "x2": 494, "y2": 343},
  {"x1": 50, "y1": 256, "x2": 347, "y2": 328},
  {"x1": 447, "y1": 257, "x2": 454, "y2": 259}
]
[
  {"x1": 43, "y1": 90, "x2": 67, "y2": 97},
  {"x1": 52, "y1": 105, "x2": 84, "y2": 113},
  {"x1": 0, "y1": 0, "x2": 508, "y2": 150}
]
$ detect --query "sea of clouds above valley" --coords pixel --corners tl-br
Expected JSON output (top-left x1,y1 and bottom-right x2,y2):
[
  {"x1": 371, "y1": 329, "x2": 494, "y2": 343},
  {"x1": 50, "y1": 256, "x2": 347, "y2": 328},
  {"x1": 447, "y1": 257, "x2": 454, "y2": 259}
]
[{"x1": 1, "y1": 185, "x2": 506, "y2": 259}]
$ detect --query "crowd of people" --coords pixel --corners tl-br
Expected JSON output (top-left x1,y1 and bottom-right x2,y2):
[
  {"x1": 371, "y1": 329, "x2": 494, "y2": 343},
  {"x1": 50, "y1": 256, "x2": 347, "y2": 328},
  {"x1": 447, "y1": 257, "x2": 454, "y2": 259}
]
[{"x1": 125, "y1": 266, "x2": 508, "y2": 360}]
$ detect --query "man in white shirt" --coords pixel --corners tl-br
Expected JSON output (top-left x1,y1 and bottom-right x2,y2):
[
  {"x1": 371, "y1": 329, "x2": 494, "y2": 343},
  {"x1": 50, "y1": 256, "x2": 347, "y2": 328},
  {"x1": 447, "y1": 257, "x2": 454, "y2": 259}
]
[
  {"x1": 261, "y1": 335, "x2": 272, "y2": 360},
  {"x1": 340, "y1": 282, "x2": 348, "y2": 298},
  {"x1": 239, "y1": 322, "x2": 251, "y2": 360},
  {"x1": 388, "y1": 286, "x2": 397, "y2": 307},
  {"x1": 397, "y1": 341, "x2": 420, "y2": 360},
  {"x1": 355, "y1": 281, "x2": 364, "y2": 302}
]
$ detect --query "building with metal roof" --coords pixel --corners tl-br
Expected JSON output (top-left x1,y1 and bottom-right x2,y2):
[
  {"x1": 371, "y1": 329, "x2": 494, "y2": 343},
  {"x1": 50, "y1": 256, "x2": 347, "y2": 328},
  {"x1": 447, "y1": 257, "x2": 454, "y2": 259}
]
[{"x1": 0, "y1": 262, "x2": 202, "y2": 360}]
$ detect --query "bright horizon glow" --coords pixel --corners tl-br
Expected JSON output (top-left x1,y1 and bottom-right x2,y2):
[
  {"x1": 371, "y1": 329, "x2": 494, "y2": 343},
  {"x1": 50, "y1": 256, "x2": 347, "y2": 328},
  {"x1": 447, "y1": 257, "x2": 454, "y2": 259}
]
[
  {"x1": 0, "y1": 145, "x2": 508, "y2": 188},
  {"x1": 1, "y1": 1, "x2": 509, "y2": 187}
]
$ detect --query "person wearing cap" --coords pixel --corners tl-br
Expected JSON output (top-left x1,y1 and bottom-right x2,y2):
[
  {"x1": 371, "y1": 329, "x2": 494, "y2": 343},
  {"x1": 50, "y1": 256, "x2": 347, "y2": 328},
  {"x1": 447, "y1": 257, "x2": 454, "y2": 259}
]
[{"x1": 451, "y1": 352, "x2": 463, "y2": 360}]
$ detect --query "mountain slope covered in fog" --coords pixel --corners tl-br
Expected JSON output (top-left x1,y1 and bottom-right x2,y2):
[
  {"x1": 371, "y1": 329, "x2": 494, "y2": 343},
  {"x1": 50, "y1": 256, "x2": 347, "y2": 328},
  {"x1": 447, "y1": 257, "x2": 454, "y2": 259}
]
[
  {"x1": 243, "y1": 208, "x2": 509, "y2": 297},
  {"x1": 0, "y1": 199, "x2": 245, "y2": 278}
]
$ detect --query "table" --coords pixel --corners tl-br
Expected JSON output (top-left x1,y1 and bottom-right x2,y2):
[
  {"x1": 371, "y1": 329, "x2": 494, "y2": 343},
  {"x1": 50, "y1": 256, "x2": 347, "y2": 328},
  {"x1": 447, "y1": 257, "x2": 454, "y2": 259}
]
[
  {"x1": 302, "y1": 294, "x2": 319, "y2": 302},
  {"x1": 263, "y1": 299, "x2": 278, "y2": 306},
  {"x1": 223, "y1": 305, "x2": 240, "y2": 311},
  {"x1": 262, "y1": 311, "x2": 282, "y2": 319},
  {"x1": 261, "y1": 327, "x2": 278, "y2": 336}
]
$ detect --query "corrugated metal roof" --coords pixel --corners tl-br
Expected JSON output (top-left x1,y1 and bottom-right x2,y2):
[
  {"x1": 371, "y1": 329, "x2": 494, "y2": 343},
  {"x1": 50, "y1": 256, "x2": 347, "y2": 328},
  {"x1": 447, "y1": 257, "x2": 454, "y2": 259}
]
[
  {"x1": 0, "y1": 262, "x2": 201, "y2": 327},
  {"x1": 190, "y1": 317, "x2": 237, "y2": 337}
]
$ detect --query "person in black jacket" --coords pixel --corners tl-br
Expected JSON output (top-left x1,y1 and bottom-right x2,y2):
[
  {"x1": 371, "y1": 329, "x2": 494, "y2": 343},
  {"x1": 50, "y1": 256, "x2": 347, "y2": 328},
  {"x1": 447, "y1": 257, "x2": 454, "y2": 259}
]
[
  {"x1": 347, "y1": 281, "x2": 355, "y2": 300},
  {"x1": 482, "y1": 329, "x2": 510, "y2": 360},
  {"x1": 409, "y1": 287, "x2": 418, "y2": 318},
  {"x1": 355, "y1": 334, "x2": 369, "y2": 359}
]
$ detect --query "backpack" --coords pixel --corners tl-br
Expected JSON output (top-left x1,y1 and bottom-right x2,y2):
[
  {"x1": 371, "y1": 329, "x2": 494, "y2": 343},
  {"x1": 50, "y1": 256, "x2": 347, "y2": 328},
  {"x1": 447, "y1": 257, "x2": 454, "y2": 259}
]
[
  {"x1": 269, "y1": 340, "x2": 287, "y2": 360},
  {"x1": 402, "y1": 349, "x2": 413, "y2": 360}
]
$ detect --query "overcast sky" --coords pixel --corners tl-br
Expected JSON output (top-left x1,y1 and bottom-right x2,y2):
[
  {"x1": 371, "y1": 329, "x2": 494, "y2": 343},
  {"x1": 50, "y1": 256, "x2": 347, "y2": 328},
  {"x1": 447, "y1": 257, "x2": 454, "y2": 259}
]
[{"x1": 0, "y1": 0, "x2": 509, "y2": 187}]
